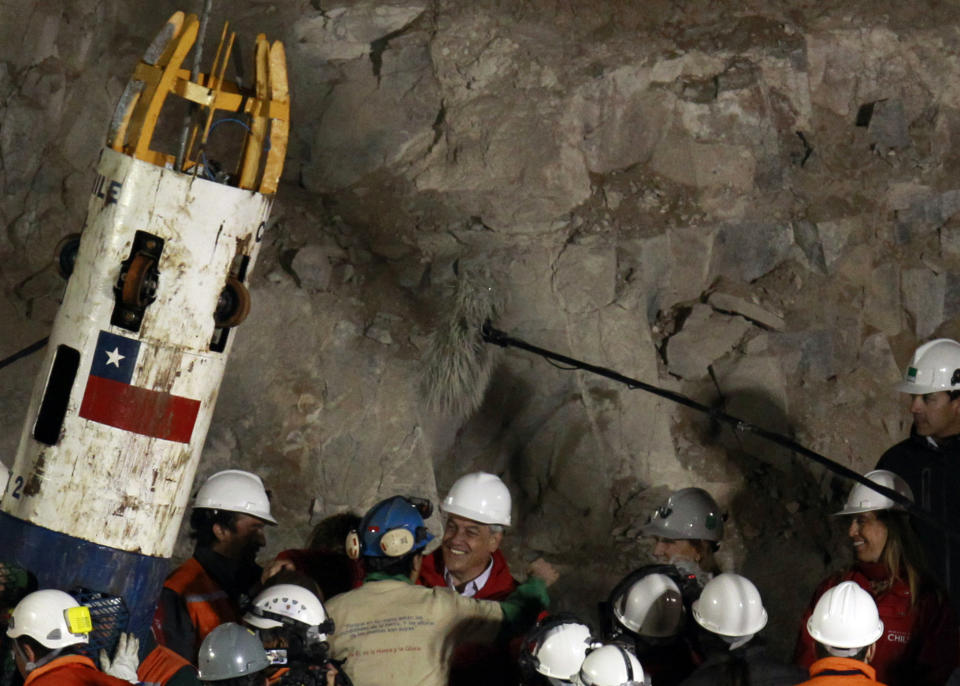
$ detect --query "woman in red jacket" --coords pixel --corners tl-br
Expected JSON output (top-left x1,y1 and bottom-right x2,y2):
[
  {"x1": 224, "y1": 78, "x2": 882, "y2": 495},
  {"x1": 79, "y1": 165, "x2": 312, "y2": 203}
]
[{"x1": 794, "y1": 469, "x2": 958, "y2": 686}]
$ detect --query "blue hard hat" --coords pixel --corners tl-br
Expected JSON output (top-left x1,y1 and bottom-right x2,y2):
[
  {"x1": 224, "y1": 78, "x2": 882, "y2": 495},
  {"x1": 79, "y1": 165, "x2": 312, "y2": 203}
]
[{"x1": 357, "y1": 496, "x2": 434, "y2": 558}]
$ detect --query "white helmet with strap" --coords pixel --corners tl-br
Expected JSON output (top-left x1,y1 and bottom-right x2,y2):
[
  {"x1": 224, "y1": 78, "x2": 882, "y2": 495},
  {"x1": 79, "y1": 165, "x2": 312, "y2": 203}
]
[
  {"x1": 611, "y1": 572, "x2": 685, "y2": 639},
  {"x1": 807, "y1": 581, "x2": 884, "y2": 654},
  {"x1": 834, "y1": 470, "x2": 913, "y2": 516},
  {"x1": 520, "y1": 615, "x2": 597, "y2": 681},
  {"x1": 243, "y1": 583, "x2": 334, "y2": 643},
  {"x1": 442, "y1": 471, "x2": 512, "y2": 526},
  {"x1": 895, "y1": 338, "x2": 960, "y2": 394},
  {"x1": 194, "y1": 469, "x2": 277, "y2": 524},
  {"x1": 573, "y1": 645, "x2": 645, "y2": 686},
  {"x1": 6, "y1": 589, "x2": 91, "y2": 650}
]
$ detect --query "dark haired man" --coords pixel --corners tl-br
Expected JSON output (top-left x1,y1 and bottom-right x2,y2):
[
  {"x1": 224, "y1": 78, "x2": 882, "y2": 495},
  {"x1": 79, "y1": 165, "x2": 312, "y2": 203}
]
[
  {"x1": 153, "y1": 470, "x2": 277, "y2": 662},
  {"x1": 875, "y1": 338, "x2": 960, "y2": 608}
]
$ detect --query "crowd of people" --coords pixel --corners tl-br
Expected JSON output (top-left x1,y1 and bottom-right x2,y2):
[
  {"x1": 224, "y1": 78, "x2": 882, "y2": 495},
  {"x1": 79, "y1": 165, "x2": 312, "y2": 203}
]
[{"x1": 4, "y1": 339, "x2": 960, "y2": 686}]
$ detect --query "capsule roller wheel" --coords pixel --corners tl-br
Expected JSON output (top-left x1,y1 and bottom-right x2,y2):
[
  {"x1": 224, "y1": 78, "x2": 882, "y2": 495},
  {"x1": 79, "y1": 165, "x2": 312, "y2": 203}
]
[
  {"x1": 121, "y1": 253, "x2": 157, "y2": 308},
  {"x1": 54, "y1": 233, "x2": 82, "y2": 279},
  {"x1": 214, "y1": 276, "x2": 251, "y2": 328}
]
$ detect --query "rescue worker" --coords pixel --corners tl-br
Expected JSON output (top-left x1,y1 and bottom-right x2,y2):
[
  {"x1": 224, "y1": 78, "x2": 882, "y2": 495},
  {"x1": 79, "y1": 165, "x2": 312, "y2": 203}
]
[
  {"x1": 795, "y1": 582, "x2": 886, "y2": 686},
  {"x1": 0, "y1": 561, "x2": 35, "y2": 686},
  {"x1": 416, "y1": 472, "x2": 521, "y2": 685},
  {"x1": 98, "y1": 631, "x2": 200, "y2": 686},
  {"x1": 153, "y1": 469, "x2": 278, "y2": 662},
  {"x1": 876, "y1": 338, "x2": 960, "y2": 610},
  {"x1": 242, "y1": 581, "x2": 343, "y2": 685},
  {"x1": 572, "y1": 644, "x2": 645, "y2": 686},
  {"x1": 794, "y1": 470, "x2": 958, "y2": 686},
  {"x1": 324, "y1": 495, "x2": 555, "y2": 686},
  {"x1": 604, "y1": 566, "x2": 698, "y2": 685},
  {"x1": 83, "y1": 583, "x2": 200, "y2": 686},
  {"x1": 140, "y1": 640, "x2": 201, "y2": 686},
  {"x1": 641, "y1": 488, "x2": 724, "y2": 586},
  {"x1": 679, "y1": 573, "x2": 804, "y2": 686},
  {"x1": 197, "y1": 623, "x2": 270, "y2": 686},
  {"x1": 518, "y1": 614, "x2": 598, "y2": 685},
  {"x1": 6, "y1": 589, "x2": 130, "y2": 686}
]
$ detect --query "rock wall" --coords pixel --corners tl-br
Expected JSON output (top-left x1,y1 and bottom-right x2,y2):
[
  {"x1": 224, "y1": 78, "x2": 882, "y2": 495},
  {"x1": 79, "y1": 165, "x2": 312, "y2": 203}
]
[{"x1": 3, "y1": 0, "x2": 960, "y2": 658}]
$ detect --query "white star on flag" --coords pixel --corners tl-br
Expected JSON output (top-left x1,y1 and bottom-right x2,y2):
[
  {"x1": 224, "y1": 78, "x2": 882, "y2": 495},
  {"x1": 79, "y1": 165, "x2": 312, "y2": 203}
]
[{"x1": 105, "y1": 347, "x2": 125, "y2": 368}]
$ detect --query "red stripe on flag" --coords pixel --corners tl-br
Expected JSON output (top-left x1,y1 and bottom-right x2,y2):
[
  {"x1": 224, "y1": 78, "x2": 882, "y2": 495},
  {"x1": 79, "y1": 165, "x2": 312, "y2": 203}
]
[{"x1": 79, "y1": 375, "x2": 201, "y2": 444}]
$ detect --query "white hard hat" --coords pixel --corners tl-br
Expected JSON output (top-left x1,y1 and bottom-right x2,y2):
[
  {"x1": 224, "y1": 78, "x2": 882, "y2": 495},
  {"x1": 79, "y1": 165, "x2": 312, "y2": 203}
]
[
  {"x1": 574, "y1": 645, "x2": 645, "y2": 686},
  {"x1": 243, "y1": 583, "x2": 334, "y2": 643},
  {"x1": 194, "y1": 469, "x2": 276, "y2": 524},
  {"x1": 895, "y1": 338, "x2": 960, "y2": 394},
  {"x1": 198, "y1": 623, "x2": 270, "y2": 681},
  {"x1": 834, "y1": 470, "x2": 914, "y2": 516},
  {"x1": 692, "y1": 573, "x2": 768, "y2": 637},
  {"x1": 442, "y1": 471, "x2": 512, "y2": 526},
  {"x1": 612, "y1": 572, "x2": 684, "y2": 638},
  {"x1": 642, "y1": 487, "x2": 723, "y2": 542},
  {"x1": 6, "y1": 590, "x2": 91, "y2": 649},
  {"x1": 807, "y1": 581, "x2": 883, "y2": 650},
  {"x1": 524, "y1": 618, "x2": 596, "y2": 681}
]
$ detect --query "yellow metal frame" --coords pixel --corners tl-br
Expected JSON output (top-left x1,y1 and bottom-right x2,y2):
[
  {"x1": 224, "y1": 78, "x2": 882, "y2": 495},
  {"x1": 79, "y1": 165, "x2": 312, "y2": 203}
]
[{"x1": 107, "y1": 12, "x2": 291, "y2": 195}]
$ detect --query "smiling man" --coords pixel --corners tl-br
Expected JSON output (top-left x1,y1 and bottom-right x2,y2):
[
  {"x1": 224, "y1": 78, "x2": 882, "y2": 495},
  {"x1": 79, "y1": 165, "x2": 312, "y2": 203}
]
[
  {"x1": 419, "y1": 472, "x2": 517, "y2": 600},
  {"x1": 876, "y1": 338, "x2": 960, "y2": 611},
  {"x1": 418, "y1": 473, "x2": 558, "y2": 686}
]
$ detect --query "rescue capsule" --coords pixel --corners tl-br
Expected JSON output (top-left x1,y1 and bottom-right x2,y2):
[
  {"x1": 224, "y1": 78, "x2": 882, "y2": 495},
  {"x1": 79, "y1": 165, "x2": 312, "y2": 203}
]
[{"x1": 0, "y1": 11, "x2": 290, "y2": 642}]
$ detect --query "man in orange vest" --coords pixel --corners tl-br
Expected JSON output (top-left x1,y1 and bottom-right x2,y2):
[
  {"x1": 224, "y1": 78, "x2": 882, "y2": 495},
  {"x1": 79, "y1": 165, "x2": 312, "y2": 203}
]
[
  {"x1": 99, "y1": 631, "x2": 200, "y2": 686},
  {"x1": 796, "y1": 582, "x2": 887, "y2": 686},
  {"x1": 153, "y1": 470, "x2": 277, "y2": 663},
  {"x1": 6, "y1": 589, "x2": 130, "y2": 686}
]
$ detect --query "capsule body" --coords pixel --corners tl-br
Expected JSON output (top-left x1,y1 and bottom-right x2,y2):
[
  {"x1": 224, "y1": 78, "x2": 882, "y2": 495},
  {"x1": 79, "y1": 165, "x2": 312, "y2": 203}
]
[{"x1": 0, "y1": 10, "x2": 290, "y2": 644}]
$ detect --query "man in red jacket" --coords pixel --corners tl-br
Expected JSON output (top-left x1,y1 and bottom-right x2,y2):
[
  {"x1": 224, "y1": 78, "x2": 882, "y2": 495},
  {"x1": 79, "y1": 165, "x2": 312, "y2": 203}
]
[
  {"x1": 418, "y1": 472, "x2": 517, "y2": 600},
  {"x1": 6, "y1": 589, "x2": 130, "y2": 686},
  {"x1": 418, "y1": 472, "x2": 557, "y2": 686}
]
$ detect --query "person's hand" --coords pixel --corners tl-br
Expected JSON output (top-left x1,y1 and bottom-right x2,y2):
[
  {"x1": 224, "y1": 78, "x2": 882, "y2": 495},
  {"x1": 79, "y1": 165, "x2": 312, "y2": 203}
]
[
  {"x1": 527, "y1": 557, "x2": 559, "y2": 587},
  {"x1": 100, "y1": 632, "x2": 140, "y2": 683},
  {"x1": 261, "y1": 556, "x2": 296, "y2": 584}
]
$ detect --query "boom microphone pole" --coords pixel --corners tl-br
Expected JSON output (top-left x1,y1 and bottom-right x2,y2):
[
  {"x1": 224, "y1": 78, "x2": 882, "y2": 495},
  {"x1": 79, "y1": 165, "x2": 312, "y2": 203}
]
[{"x1": 479, "y1": 320, "x2": 960, "y2": 544}]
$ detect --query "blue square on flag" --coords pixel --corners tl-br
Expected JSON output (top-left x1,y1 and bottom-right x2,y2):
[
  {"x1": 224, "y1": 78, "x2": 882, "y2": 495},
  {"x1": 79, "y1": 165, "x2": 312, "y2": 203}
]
[{"x1": 89, "y1": 331, "x2": 140, "y2": 383}]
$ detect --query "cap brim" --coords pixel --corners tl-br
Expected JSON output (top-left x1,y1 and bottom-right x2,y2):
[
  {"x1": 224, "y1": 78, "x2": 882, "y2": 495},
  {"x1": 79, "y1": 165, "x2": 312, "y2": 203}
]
[
  {"x1": 640, "y1": 522, "x2": 662, "y2": 537},
  {"x1": 243, "y1": 612, "x2": 281, "y2": 629},
  {"x1": 894, "y1": 380, "x2": 938, "y2": 394},
  {"x1": 441, "y1": 504, "x2": 510, "y2": 527},
  {"x1": 833, "y1": 505, "x2": 876, "y2": 516}
]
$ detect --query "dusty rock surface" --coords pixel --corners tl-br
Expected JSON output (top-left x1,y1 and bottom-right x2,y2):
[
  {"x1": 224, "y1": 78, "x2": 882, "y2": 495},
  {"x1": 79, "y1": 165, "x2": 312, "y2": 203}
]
[{"x1": 3, "y1": 0, "x2": 960, "y2": 658}]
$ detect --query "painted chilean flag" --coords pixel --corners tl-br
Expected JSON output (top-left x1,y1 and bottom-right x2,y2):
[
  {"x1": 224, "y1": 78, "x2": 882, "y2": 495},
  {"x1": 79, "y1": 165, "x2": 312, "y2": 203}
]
[{"x1": 78, "y1": 331, "x2": 201, "y2": 443}]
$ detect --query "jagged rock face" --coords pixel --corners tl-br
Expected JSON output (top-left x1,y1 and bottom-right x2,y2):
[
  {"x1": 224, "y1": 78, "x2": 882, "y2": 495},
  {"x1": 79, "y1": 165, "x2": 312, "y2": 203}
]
[{"x1": 3, "y1": 0, "x2": 960, "y2": 657}]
